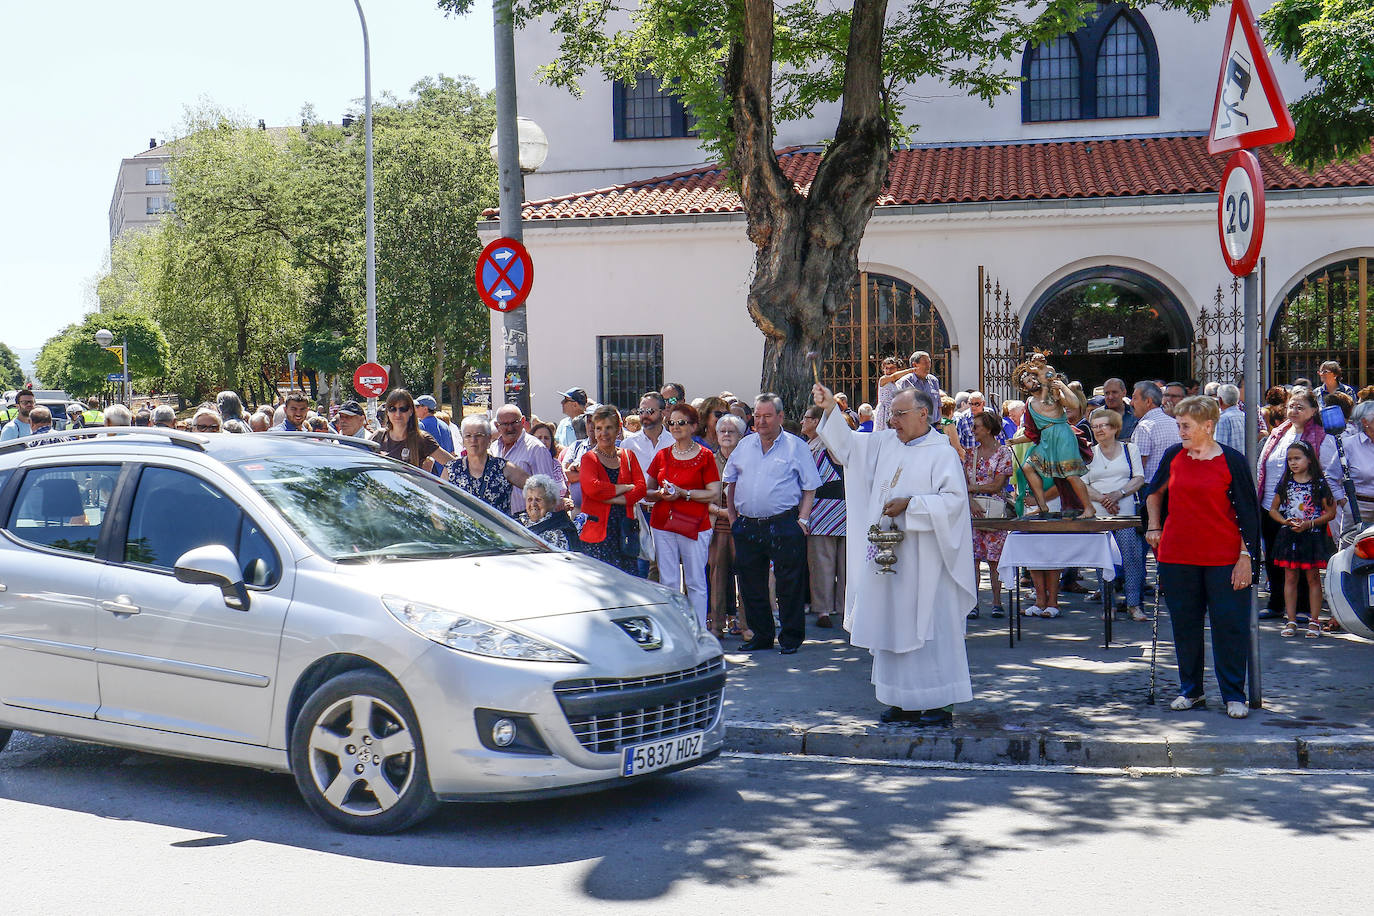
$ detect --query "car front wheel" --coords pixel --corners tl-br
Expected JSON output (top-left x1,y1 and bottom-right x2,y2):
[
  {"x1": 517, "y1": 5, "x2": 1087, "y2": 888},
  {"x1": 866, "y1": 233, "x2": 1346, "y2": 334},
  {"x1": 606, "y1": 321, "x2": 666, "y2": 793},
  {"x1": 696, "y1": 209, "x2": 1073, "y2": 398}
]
[{"x1": 289, "y1": 671, "x2": 439, "y2": 834}]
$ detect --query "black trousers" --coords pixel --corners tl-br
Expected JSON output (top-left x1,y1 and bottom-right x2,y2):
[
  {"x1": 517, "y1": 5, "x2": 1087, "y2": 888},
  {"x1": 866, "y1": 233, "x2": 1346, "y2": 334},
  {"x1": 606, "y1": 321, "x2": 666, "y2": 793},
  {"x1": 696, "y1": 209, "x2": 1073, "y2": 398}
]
[
  {"x1": 732, "y1": 510, "x2": 808, "y2": 648},
  {"x1": 1159, "y1": 562, "x2": 1251, "y2": 704},
  {"x1": 1261, "y1": 512, "x2": 1310, "y2": 614}
]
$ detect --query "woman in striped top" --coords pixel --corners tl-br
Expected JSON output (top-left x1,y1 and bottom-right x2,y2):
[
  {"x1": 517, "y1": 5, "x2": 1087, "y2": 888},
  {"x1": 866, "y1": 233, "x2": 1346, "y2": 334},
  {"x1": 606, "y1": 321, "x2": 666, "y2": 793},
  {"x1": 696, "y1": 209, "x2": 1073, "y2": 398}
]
[{"x1": 802, "y1": 406, "x2": 847, "y2": 629}]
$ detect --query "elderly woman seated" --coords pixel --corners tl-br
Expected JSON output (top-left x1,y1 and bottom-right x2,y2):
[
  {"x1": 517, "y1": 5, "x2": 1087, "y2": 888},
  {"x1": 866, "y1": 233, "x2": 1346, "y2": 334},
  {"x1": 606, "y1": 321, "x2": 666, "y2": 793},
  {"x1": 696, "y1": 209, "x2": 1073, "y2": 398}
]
[{"x1": 520, "y1": 473, "x2": 581, "y2": 551}]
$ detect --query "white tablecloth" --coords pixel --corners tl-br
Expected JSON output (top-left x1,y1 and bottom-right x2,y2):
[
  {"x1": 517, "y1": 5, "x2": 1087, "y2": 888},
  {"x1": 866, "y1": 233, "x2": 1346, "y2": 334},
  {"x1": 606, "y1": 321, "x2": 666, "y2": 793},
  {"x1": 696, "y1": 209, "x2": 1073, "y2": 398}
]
[{"x1": 997, "y1": 532, "x2": 1123, "y2": 589}]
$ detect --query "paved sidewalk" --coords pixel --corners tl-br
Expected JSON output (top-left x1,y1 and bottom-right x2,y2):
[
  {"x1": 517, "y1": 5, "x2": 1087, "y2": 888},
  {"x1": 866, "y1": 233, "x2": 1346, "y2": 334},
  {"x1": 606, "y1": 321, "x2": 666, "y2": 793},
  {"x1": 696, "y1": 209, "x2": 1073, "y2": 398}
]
[{"x1": 720, "y1": 585, "x2": 1374, "y2": 770}]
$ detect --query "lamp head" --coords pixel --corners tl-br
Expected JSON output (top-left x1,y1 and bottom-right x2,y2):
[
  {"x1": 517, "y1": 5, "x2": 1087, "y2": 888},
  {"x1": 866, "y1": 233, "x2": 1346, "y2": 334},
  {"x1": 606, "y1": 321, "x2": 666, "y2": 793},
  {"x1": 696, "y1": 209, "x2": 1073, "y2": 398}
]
[
  {"x1": 488, "y1": 117, "x2": 549, "y2": 174},
  {"x1": 95, "y1": 329, "x2": 114, "y2": 348}
]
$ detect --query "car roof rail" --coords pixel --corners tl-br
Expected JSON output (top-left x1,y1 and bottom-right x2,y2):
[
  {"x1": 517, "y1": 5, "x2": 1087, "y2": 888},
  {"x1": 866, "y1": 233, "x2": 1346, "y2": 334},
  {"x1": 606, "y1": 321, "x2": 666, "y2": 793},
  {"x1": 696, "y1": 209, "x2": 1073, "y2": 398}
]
[
  {"x1": 0, "y1": 426, "x2": 208, "y2": 455},
  {"x1": 258, "y1": 430, "x2": 381, "y2": 452}
]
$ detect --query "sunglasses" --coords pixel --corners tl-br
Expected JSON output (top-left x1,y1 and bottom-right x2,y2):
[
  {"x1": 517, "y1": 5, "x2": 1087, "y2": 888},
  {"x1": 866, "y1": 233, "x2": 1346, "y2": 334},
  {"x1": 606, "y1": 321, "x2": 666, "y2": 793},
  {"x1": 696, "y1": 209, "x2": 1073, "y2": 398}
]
[
  {"x1": 194, "y1": 424, "x2": 220, "y2": 432},
  {"x1": 386, "y1": 405, "x2": 411, "y2": 413},
  {"x1": 666, "y1": 419, "x2": 691, "y2": 428}
]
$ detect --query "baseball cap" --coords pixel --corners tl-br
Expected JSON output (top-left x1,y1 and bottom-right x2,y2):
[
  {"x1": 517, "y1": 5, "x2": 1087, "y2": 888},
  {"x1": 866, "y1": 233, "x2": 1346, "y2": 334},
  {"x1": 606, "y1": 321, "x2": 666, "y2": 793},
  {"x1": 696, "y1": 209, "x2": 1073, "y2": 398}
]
[
  {"x1": 337, "y1": 400, "x2": 365, "y2": 417},
  {"x1": 415, "y1": 394, "x2": 438, "y2": 409},
  {"x1": 560, "y1": 387, "x2": 589, "y2": 406}
]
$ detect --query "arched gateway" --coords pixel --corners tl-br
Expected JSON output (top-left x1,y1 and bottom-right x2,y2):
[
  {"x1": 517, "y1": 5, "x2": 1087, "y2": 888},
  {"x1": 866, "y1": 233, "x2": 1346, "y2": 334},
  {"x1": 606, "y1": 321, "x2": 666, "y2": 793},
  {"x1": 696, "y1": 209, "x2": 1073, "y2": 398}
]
[
  {"x1": 823, "y1": 272, "x2": 951, "y2": 407},
  {"x1": 1022, "y1": 266, "x2": 1193, "y2": 388}
]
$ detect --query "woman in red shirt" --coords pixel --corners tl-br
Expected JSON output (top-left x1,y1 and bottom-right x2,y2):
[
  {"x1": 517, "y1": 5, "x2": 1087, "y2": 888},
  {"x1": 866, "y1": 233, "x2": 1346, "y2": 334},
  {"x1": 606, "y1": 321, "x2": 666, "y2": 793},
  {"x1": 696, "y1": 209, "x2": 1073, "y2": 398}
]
[
  {"x1": 645, "y1": 403, "x2": 721, "y2": 629},
  {"x1": 1145, "y1": 397, "x2": 1262, "y2": 719},
  {"x1": 579, "y1": 405, "x2": 647, "y2": 576}
]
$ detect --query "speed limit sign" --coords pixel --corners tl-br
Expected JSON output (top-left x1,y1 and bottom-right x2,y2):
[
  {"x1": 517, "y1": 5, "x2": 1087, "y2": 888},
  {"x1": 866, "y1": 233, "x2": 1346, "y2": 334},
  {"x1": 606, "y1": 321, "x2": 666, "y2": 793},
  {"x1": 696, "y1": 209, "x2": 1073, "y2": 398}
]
[{"x1": 1218, "y1": 149, "x2": 1265, "y2": 277}]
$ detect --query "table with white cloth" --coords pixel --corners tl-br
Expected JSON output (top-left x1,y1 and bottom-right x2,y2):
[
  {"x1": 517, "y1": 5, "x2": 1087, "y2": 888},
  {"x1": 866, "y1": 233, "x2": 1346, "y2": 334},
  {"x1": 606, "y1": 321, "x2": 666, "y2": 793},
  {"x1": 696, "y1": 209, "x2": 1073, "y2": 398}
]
[{"x1": 976, "y1": 518, "x2": 1135, "y2": 648}]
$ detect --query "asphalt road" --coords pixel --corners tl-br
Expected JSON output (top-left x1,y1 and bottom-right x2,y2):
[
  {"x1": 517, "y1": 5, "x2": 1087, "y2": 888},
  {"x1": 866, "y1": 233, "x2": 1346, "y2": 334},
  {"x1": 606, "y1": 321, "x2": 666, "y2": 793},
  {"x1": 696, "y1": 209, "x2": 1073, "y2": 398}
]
[{"x1": 3, "y1": 730, "x2": 1372, "y2": 913}]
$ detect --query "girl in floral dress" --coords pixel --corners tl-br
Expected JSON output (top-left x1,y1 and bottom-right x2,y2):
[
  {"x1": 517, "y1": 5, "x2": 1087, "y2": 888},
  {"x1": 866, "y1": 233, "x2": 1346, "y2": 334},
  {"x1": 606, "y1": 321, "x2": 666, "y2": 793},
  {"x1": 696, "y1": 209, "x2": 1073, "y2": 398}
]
[{"x1": 964, "y1": 411, "x2": 1014, "y2": 617}]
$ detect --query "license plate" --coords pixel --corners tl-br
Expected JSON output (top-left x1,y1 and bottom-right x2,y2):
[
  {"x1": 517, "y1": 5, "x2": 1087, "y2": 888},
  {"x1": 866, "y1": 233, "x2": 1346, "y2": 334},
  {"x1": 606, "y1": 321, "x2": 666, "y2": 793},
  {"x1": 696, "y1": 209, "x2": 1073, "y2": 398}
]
[
  {"x1": 1366, "y1": 573, "x2": 1374, "y2": 606},
  {"x1": 622, "y1": 731, "x2": 705, "y2": 777}
]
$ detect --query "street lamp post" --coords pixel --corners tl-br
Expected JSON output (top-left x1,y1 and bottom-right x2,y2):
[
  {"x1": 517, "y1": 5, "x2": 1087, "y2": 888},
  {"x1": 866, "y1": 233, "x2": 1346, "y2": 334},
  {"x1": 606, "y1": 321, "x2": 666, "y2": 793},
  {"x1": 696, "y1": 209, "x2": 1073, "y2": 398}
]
[
  {"x1": 353, "y1": 0, "x2": 378, "y2": 397},
  {"x1": 492, "y1": 0, "x2": 547, "y2": 416},
  {"x1": 94, "y1": 328, "x2": 128, "y2": 407}
]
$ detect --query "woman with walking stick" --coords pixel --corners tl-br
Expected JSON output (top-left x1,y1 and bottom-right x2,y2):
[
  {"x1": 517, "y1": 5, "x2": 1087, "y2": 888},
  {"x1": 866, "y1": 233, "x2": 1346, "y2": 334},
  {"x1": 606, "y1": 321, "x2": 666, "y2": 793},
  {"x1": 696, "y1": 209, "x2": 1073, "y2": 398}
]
[{"x1": 1145, "y1": 397, "x2": 1262, "y2": 719}]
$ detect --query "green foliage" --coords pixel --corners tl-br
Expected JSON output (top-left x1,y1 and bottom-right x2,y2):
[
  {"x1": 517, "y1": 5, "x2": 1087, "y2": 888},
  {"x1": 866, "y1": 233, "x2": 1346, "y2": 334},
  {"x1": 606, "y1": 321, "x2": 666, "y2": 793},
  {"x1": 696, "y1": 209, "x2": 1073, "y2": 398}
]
[
  {"x1": 96, "y1": 76, "x2": 498, "y2": 404},
  {"x1": 34, "y1": 310, "x2": 171, "y2": 396},
  {"x1": 1262, "y1": 0, "x2": 1374, "y2": 171},
  {"x1": 0, "y1": 342, "x2": 23, "y2": 389}
]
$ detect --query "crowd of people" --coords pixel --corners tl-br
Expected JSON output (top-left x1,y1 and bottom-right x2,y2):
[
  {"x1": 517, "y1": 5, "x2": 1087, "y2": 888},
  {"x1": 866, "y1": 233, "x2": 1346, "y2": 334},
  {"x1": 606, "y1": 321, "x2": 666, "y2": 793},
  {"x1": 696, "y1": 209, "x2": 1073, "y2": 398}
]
[{"x1": 4, "y1": 352, "x2": 1369, "y2": 725}]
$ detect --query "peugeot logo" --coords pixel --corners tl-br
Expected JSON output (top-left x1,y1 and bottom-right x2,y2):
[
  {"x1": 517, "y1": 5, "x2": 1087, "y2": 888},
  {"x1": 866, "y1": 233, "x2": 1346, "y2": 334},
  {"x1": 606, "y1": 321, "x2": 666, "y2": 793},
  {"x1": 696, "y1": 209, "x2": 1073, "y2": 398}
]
[{"x1": 614, "y1": 616, "x2": 662, "y2": 650}]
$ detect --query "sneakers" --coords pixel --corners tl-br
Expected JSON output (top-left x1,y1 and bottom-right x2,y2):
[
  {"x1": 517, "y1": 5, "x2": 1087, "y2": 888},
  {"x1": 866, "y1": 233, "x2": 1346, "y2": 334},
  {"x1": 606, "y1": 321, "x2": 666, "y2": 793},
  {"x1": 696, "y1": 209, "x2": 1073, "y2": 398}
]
[
  {"x1": 1169, "y1": 695, "x2": 1207, "y2": 711},
  {"x1": 1129, "y1": 606, "x2": 1148, "y2": 622},
  {"x1": 1227, "y1": 701, "x2": 1250, "y2": 719}
]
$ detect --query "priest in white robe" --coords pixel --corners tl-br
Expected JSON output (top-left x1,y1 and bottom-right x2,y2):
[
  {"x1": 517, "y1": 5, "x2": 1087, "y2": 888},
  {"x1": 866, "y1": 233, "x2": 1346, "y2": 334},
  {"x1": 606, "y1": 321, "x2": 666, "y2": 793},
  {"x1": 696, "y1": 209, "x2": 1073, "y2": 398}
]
[{"x1": 814, "y1": 382, "x2": 975, "y2": 726}]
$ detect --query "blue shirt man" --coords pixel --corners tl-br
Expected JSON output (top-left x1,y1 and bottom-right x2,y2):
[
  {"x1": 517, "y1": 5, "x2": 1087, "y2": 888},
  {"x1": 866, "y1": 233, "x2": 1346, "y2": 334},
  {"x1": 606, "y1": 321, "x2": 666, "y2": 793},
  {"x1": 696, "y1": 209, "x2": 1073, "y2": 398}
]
[
  {"x1": 414, "y1": 395, "x2": 453, "y2": 452},
  {"x1": 895, "y1": 351, "x2": 942, "y2": 405}
]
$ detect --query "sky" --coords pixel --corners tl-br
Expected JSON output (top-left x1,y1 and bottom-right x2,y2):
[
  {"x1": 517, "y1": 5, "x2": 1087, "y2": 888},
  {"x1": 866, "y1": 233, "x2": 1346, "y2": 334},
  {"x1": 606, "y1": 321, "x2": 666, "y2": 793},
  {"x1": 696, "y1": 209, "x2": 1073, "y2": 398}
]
[{"x1": 0, "y1": 0, "x2": 496, "y2": 358}]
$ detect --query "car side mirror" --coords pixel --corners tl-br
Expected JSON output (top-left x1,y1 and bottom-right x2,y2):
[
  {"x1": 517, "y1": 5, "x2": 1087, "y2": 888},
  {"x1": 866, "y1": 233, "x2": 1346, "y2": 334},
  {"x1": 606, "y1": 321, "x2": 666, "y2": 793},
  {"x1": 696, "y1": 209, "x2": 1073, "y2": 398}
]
[{"x1": 174, "y1": 544, "x2": 251, "y2": 611}]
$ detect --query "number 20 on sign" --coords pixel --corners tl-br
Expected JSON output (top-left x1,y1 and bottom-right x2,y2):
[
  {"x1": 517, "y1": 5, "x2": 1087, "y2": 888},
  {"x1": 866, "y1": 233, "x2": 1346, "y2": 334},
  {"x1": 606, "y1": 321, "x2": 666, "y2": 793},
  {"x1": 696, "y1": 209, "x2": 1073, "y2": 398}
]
[{"x1": 1218, "y1": 149, "x2": 1265, "y2": 278}]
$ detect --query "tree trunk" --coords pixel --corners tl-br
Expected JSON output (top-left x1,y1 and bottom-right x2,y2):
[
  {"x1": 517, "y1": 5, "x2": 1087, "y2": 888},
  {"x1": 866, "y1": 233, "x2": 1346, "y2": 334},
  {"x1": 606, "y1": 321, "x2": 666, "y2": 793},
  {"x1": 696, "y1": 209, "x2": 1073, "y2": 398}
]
[
  {"x1": 728, "y1": 0, "x2": 891, "y2": 417},
  {"x1": 433, "y1": 333, "x2": 445, "y2": 405}
]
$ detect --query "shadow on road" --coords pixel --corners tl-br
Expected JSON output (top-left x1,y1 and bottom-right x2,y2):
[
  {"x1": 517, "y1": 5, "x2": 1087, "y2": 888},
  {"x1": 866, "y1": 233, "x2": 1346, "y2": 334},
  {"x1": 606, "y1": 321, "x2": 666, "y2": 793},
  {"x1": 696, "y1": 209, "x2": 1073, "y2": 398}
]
[{"x1": 4, "y1": 733, "x2": 1374, "y2": 900}]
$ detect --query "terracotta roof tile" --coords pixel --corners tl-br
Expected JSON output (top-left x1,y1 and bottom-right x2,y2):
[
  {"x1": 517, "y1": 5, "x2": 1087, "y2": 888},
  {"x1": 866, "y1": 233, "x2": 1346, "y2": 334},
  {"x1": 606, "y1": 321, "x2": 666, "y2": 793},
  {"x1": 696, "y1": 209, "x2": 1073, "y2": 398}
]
[{"x1": 494, "y1": 136, "x2": 1374, "y2": 222}]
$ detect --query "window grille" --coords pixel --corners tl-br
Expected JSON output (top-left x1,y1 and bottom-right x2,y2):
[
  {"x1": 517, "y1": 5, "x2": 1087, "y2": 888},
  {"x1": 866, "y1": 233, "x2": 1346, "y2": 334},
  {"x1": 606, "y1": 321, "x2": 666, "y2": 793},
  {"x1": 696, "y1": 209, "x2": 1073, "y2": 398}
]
[
  {"x1": 597, "y1": 335, "x2": 664, "y2": 411},
  {"x1": 613, "y1": 73, "x2": 696, "y2": 140},
  {"x1": 1027, "y1": 36, "x2": 1082, "y2": 122}
]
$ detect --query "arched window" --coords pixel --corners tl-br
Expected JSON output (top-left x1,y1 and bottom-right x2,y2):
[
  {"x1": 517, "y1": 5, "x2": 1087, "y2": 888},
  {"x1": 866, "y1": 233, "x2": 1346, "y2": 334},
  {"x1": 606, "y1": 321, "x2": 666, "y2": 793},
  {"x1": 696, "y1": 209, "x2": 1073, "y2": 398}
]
[
  {"x1": 1096, "y1": 15, "x2": 1149, "y2": 117},
  {"x1": 1021, "y1": 3, "x2": 1159, "y2": 123},
  {"x1": 1027, "y1": 36, "x2": 1083, "y2": 122}
]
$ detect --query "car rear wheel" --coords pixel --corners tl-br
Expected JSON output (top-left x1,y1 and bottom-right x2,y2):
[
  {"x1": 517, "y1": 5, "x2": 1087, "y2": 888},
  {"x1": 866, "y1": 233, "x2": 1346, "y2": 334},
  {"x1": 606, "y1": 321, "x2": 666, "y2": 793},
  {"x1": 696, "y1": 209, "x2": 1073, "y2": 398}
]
[{"x1": 289, "y1": 671, "x2": 439, "y2": 834}]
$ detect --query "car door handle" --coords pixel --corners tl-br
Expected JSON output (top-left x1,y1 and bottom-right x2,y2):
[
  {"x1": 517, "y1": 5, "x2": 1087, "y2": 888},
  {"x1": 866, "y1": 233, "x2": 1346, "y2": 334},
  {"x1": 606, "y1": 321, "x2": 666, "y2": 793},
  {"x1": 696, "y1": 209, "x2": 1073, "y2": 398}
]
[{"x1": 100, "y1": 598, "x2": 141, "y2": 616}]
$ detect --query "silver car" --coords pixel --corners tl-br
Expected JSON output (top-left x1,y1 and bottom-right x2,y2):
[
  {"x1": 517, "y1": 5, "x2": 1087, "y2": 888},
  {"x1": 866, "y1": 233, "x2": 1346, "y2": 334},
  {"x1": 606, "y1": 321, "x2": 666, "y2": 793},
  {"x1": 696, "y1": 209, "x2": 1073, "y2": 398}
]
[{"x1": 0, "y1": 429, "x2": 724, "y2": 832}]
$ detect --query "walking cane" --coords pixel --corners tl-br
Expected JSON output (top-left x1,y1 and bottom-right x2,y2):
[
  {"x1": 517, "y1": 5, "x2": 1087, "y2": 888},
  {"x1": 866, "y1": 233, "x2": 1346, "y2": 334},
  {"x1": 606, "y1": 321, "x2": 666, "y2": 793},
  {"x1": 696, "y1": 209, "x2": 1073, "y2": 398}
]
[{"x1": 1147, "y1": 578, "x2": 1161, "y2": 705}]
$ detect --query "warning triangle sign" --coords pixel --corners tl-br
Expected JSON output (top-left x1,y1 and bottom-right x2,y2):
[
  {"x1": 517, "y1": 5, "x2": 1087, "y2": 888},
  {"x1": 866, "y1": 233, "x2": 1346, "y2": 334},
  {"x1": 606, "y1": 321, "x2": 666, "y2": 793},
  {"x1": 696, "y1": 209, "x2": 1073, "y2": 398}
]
[{"x1": 1208, "y1": 0, "x2": 1295, "y2": 154}]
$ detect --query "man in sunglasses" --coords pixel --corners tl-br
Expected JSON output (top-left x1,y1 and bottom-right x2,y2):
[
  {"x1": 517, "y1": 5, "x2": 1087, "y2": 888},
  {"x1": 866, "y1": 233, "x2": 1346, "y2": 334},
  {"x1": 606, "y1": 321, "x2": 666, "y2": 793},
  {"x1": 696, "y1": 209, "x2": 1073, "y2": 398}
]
[
  {"x1": 0, "y1": 388, "x2": 35, "y2": 440},
  {"x1": 623, "y1": 391, "x2": 675, "y2": 574},
  {"x1": 661, "y1": 382, "x2": 686, "y2": 406}
]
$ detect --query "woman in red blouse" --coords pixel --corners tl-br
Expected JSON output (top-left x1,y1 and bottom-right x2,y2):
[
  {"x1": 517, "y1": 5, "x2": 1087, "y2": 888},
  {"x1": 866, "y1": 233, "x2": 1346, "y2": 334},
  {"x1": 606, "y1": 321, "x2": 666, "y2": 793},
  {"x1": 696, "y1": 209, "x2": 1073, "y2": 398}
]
[
  {"x1": 645, "y1": 403, "x2": 722, "y2": 629},
  {"x1": 579, "y1": 405, "x2": 647, "y2": 576},
  {"x1": 1145, "y1": 397, "x2": 1262, "y2": 719}
]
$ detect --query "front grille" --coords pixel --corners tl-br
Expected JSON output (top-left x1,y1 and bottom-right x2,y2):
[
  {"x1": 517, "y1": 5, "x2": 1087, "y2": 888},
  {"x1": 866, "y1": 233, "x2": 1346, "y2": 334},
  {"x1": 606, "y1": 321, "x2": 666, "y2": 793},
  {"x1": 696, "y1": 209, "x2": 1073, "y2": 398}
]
[
  {"x1": 554, "y1": 657, "x2": 724, "y2": 696},
  {"x1": 554, "y1": 656, "x2": 725, "y2": 754}
]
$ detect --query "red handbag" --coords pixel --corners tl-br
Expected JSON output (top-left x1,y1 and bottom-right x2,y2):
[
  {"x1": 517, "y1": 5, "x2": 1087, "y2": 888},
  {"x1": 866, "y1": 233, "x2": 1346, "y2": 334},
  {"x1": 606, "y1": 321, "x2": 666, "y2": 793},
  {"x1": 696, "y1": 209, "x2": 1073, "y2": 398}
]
[{"x1": 661, "y1": 502, "x2": 702, "y2": 538}]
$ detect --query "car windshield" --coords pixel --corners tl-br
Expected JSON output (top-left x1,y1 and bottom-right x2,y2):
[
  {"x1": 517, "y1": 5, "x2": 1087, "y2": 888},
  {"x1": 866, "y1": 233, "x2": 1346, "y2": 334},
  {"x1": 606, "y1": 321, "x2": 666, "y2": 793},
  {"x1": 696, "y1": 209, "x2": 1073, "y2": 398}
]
[{"x1": 232, "y1": 456, "x2": 543, "y2": 561}]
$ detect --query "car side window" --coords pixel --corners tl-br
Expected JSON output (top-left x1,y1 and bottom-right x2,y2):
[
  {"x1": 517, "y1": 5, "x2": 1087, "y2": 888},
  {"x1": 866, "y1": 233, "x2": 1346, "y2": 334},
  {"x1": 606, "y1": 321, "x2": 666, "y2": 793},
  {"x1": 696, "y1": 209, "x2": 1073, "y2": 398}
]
[
  {"x1": 5, "y1": 464, "x2": 115, "y2": 556},
  {"x1": 125, "y1": 467, "x2": 279, "y2": 585}
]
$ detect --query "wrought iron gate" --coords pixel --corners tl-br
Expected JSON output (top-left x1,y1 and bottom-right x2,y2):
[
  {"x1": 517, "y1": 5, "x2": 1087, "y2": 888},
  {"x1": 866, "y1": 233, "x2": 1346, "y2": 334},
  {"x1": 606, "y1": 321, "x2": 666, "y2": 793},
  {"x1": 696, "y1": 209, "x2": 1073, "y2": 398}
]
[
  {"x1": 1269, "y1": 257, "x2": 1369, "y2": 388},
  {"x1": 1192, "y1": 277, "x2": 1248, "y2": 389},
  {"x1": 823, "y1": 272, "x2": 951, "y2": 406},
  {"x1": 978, "y1": 268, "x2": 1023, "y2": 406}
]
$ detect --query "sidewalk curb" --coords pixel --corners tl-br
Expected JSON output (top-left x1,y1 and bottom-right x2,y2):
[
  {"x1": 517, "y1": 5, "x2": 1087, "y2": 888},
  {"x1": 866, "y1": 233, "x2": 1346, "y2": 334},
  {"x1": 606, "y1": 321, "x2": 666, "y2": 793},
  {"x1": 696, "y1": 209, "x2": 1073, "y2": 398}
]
[{"x1": 725, "y1": 722, "x2": 1374, "y2": 771}]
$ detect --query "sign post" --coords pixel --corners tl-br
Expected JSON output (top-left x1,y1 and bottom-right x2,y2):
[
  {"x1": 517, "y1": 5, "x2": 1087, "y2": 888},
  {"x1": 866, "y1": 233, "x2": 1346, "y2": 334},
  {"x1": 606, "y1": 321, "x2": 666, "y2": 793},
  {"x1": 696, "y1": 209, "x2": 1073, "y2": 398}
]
[
  {"x1": 476, "y1": 236, "x2": 535, "y2": 416},
  {"x1": 1209, "y1": 0, "x2": 1295, "y2": 711}
]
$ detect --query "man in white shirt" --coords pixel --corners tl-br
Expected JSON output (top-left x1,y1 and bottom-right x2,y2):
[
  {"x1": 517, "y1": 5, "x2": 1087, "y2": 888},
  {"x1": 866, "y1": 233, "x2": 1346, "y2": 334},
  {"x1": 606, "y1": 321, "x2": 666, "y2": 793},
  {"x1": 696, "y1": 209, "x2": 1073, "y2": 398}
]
[
  {"x1": 724, "y1": 394, "x2": 821, "y2": 654},
  {"x1": 621, "y1": 391, "x2": 674, "y2": 574}
]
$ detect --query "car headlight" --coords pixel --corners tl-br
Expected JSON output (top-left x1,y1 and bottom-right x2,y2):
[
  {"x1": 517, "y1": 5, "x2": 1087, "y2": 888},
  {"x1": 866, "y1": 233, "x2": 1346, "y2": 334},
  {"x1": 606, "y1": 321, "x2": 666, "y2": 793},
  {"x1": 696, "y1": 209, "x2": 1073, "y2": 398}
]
[{"x1": 383, "y1": 596, "x2": 581, "y2": 663}]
